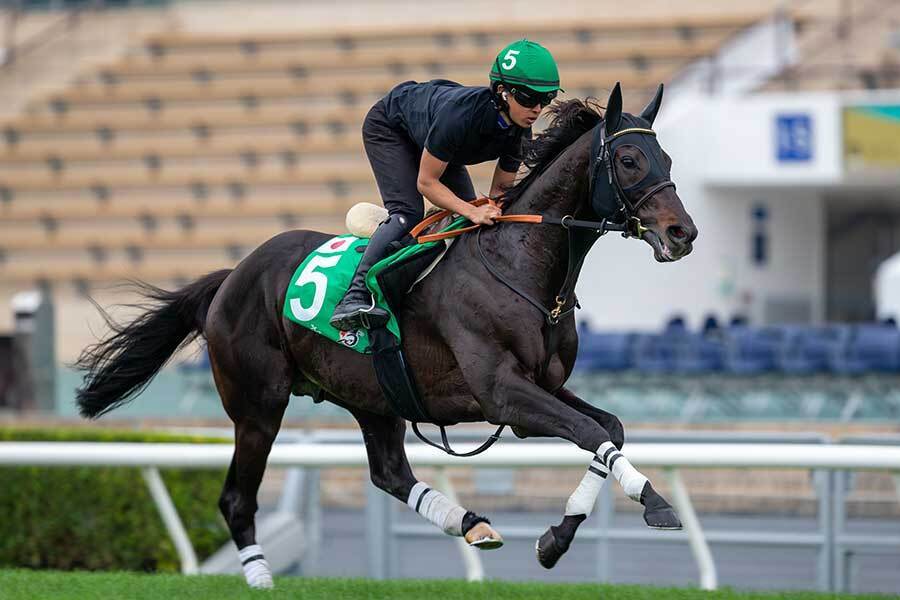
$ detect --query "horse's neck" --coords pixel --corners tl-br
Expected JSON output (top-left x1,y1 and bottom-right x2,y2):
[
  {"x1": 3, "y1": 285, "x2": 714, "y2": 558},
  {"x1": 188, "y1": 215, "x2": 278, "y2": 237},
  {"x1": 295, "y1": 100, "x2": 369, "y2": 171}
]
[
  {"x1": 486, "y1": 136, "x2": 591, "y2": 293},
  {"x1": 511, "y1": 137, "x2": 589, "y2": 221}
]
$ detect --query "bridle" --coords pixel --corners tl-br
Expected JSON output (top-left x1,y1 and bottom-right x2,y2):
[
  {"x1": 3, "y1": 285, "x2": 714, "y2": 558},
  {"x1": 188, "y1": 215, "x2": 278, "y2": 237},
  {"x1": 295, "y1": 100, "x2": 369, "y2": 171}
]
[{"x1": 588, "y1": 125, "x2": 677, "y2": 240}]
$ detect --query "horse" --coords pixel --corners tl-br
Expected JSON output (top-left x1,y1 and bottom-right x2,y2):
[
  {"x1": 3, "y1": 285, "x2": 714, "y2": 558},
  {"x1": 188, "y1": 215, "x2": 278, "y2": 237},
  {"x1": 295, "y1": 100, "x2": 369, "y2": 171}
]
[{"x1": 75, "y1": 82, "x2": 697, "y2": 588}]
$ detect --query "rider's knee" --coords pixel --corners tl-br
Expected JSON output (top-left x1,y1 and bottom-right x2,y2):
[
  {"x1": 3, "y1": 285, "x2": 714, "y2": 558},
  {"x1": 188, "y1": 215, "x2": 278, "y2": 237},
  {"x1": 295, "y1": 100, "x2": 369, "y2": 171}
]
[{"x1": 388, "y1": 208, "x2": 423, "y2": 232}]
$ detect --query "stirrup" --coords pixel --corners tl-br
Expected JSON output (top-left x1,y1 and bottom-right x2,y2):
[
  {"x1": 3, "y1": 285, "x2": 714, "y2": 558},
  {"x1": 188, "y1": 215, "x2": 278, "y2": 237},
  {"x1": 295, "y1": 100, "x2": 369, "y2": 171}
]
[{"x1": 358, "y1": 297, "x2": 389, "y2": 329}]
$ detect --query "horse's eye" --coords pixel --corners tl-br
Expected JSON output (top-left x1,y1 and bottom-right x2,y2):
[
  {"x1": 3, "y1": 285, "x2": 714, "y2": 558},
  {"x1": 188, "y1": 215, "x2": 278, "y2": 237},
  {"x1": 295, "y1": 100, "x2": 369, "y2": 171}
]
[{"x1": 621, "y1": 156, "x2": 636, "y2": 168}]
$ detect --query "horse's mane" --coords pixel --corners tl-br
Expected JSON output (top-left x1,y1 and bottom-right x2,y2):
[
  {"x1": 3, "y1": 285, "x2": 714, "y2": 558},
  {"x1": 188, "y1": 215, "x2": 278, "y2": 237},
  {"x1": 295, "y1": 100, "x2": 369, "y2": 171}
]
[{"x1": 502, "y1": 98, "x2": 604, "y2": 206}]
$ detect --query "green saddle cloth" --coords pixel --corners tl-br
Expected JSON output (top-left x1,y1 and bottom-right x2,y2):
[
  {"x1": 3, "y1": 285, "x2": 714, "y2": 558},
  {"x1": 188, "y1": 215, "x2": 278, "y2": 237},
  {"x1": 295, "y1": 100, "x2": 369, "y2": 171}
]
[{"x1": 283, "y1": 217, "x2": 466, "y2": 353}]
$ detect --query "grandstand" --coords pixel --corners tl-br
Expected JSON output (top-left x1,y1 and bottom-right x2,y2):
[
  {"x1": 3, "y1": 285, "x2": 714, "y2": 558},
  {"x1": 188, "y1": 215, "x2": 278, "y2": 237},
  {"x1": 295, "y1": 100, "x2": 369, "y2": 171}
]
[
  {"x1": 0, "y1": 0, "x2": 818, "y2": 358},
  {"x1": 0, "y1": 0, "x2": 895, "y2": 375}
]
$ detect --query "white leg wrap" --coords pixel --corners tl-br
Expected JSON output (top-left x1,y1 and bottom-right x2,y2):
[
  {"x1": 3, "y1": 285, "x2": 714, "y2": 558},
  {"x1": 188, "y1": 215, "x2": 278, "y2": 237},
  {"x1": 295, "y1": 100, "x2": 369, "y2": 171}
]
[
  {"x1": 407, "y1": 481, "x2": 466, "y2": 536},
  {"x1": 565, "y1": 458, "x2": 609, "y2": 516},
  {"x1": 238, "y1": 544, "x2": 273, "y2": 589},
  {"x1": 598, "y1": 441, "x2": 648, "y2": 502}
]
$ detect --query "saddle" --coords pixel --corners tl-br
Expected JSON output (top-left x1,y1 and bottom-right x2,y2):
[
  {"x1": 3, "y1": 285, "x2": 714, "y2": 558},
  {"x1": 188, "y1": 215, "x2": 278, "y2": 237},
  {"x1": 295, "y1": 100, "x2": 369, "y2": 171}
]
[{"x1": 284, "y1": 204, "x2": 464, "y2": 422}]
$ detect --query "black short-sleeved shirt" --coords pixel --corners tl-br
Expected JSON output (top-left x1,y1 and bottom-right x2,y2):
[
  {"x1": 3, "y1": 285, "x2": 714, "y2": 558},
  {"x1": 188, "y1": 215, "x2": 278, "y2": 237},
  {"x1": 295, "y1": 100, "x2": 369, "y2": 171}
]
[{"x1": 381, "y1": 79, "x2": 530, "y2": 173}]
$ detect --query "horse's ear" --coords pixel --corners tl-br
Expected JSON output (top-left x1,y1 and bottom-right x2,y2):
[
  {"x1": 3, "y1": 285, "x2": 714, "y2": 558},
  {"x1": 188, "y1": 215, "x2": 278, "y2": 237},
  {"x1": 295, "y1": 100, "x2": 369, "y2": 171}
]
[
  {"x1": 604, "y1": 82, "x2": 622, "y2": 136},
  {"x1": 640, "y1": 83, "x2": 664, "y2": 125}
]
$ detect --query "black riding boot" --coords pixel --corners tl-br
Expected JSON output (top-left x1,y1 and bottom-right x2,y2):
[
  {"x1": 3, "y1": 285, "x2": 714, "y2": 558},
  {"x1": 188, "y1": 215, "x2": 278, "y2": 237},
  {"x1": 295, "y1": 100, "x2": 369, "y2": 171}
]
[{"x1": 330, "y1": 215, "x2": 411, "y2": 331}]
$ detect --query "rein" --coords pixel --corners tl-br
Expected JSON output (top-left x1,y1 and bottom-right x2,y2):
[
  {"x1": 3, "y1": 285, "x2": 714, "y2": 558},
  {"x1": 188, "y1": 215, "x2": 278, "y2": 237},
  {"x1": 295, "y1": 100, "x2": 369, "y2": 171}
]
[{"x1": 409, "y1": 197, "x2": 641, "y2": 244}]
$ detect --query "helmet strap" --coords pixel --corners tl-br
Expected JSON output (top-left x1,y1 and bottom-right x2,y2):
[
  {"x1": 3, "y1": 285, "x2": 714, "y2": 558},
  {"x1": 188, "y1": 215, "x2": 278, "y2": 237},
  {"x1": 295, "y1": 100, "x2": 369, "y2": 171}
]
[{"x1": 492, "y1": 57, "x2": 512, "y2": 114}]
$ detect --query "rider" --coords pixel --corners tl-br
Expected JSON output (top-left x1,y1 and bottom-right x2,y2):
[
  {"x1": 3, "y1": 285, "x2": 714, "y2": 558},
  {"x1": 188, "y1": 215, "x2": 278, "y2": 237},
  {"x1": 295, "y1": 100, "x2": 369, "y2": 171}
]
[{"x1": 329, "y1": 39, "x2": 561, "y2": 331}]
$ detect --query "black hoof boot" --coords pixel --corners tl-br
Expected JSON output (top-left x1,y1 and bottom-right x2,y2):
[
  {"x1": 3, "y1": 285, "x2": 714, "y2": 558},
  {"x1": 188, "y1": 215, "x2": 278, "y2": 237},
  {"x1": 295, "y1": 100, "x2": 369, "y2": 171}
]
[
  {"x1": 535, "y1": 514, "x2": 585, "y2": 569},
  {"x1": 640, "y1": 482, "x2": 682, "y2": 530}
]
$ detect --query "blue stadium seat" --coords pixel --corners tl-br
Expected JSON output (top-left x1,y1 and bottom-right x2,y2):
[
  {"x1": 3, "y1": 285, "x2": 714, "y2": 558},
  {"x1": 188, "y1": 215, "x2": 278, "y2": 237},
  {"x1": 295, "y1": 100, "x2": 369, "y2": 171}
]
[
  {"x1": 673, "y1": 333, "x2": 725, "y2": 374},
  {"x1": 777, "y1": 325, "x2": 840, "y2": 375},
  {"x1": 575, "y1": 332, "x2": 635, "y2": 371},
  {"x1": 829, "y1": 324, "x2": 900, "y2": 374},
  {"x1": 723, "y1": 326, "x2": 785, "y2": 375},
  {"x1": 701, "y1": 314, "x2": 721, "y2": 336},
  {"x1": 632, "y1": 333, "x2": 677, "y2": 373}
]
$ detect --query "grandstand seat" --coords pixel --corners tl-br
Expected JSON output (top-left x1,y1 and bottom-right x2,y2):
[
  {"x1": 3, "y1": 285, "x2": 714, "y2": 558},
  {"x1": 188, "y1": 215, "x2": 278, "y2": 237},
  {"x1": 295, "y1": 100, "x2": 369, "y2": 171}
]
[
  {"x1": 828, "y1": 324, "x2": 900, "y2": 374},
  {"x1": 777, "y1": 325, "x2": 845, "y2": 375},
  {"x1": 701, "y1": 314, "x2": 721, "y2": 335},
  {"x1": 672, "y1": 333, "x2": 725, "y2": 374},
  {"x1": 633, "y1": 333, "x2": 679, "y2": 373},
  {"x1": 575, "y1": 332, "x2": 635, "y2": 371},
  {"x1": 723, "y1": 326, "x2": 785, "y2": 375}
]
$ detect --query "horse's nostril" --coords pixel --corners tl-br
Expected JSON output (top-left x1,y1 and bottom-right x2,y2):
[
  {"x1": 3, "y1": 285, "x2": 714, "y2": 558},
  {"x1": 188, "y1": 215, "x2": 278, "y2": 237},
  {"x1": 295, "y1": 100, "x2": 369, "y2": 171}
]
[{"x1": 668, "y1": 225, "x2": 687, "y2": 241}]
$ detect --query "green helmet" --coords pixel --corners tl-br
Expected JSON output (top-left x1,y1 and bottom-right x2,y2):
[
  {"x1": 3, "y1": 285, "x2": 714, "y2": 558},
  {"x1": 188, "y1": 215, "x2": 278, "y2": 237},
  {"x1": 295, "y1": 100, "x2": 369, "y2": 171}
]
[{"x1": 489, "y1": 39, "x2": 561, "y2": 93}]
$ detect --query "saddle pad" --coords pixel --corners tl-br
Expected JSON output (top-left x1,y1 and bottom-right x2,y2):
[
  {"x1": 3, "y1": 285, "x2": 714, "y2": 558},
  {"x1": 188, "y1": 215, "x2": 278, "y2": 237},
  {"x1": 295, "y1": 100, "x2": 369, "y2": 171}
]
[{"x1": 283, "y1": 217, "x2": 466, "y2": 353}]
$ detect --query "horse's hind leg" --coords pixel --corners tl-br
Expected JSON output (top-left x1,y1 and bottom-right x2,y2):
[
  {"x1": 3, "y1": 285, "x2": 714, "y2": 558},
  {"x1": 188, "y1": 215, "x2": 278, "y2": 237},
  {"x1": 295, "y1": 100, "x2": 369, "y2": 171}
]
[
  {"x1": 208, "y1": 341, "x2": 291, "y2": 589},
  {"x1": 350, "y1": 407, "x2": 503, "y2": 549}
]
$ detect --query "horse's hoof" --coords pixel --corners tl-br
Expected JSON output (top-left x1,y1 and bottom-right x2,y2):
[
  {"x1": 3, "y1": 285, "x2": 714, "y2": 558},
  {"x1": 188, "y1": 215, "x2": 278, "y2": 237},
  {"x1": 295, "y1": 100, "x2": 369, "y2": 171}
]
[
  {"x1": 535, "y1": 527, "x2": 564, "y2": 569},
  {"x1": 465, "y1": 521, "x2": 504, "y2": 550},
  {"x1": 246, "y1": 573, "x2": 274, "y2": 589},
  {"x1": 644, "y1": 505, "x2": 682, "y2": 530},
  {"x1": 641, "y1": 485, "x2": 683, "y2": 530}
]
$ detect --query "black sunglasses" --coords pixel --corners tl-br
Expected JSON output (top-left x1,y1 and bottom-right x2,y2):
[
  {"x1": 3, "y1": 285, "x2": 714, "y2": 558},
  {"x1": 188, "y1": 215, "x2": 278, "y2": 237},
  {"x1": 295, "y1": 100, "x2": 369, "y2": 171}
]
[{"x1": 510, "y1": 87, "x2": 557, "y2": 109}]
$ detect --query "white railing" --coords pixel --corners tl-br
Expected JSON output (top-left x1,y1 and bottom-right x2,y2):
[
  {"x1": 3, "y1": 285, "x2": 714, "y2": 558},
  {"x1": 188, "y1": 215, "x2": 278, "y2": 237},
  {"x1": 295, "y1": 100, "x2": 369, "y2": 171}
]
[{"x1": 1, "y1": 441, "x2": 899, "y2": 592}]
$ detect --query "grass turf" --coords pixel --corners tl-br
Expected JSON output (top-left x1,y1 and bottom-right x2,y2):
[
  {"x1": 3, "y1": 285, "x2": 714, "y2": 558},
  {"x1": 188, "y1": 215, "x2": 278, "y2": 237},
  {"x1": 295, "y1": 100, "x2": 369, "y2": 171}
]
[{"x1": 0, "y1": 571, "x2": 898, "y2": 600}]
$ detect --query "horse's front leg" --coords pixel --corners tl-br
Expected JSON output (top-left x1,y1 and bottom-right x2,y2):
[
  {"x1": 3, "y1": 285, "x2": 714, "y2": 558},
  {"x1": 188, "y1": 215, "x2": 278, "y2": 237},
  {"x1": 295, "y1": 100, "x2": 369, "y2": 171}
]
[
  {"x1": 476, "y1": 369, "x2": 681, "y2": 568},
  {"x1": 555, "y1": 386, "x2": 625, "y2": 449},
  {"x1": 350, "y1": 407, "x2": 503, "y2": 550},
  {"x1": 554, "y1": 386, "x2": 680, "y2": 528}
]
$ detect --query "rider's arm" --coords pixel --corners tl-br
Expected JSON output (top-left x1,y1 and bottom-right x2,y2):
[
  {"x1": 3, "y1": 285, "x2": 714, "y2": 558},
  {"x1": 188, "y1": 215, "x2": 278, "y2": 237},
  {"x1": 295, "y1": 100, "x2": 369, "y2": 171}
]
[
  {"x1": 491, "y1": 126, "x2": 530, "y2": 198},
  {"x1": 417, "y1": 150, "x2": 477, "y2": 219},
  {"x1": 490, "y1": 164, "x2": 518, "y2": 199}
]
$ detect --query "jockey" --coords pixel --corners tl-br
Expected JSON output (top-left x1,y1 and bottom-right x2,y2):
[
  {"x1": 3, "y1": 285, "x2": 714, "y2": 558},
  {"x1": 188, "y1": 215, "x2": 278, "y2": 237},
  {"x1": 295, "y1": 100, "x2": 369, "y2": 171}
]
[{"x1": 330, "y1": 39, "x2": 561, "y2": 331}]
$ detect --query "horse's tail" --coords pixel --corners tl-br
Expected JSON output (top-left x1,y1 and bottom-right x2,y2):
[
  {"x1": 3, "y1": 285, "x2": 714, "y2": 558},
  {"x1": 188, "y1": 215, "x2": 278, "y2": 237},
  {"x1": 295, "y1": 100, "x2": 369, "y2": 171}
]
[{"x1": 74, "y1": 269, "x2": 232, "y2": 419}]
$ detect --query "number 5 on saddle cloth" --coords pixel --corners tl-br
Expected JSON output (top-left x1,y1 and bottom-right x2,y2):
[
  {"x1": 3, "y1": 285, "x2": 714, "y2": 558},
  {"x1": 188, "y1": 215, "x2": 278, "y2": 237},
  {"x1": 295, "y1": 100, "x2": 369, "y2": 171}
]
[{"x1": 283, "y1": 218, "x2": 467, "y2": 423}]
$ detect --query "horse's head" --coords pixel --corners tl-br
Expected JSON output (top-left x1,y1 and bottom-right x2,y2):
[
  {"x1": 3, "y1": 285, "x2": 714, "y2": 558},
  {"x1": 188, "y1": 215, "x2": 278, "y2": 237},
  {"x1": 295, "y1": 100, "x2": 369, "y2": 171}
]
[{"x1": 589, "y1": 83, "x2": 697, "y2": 262}]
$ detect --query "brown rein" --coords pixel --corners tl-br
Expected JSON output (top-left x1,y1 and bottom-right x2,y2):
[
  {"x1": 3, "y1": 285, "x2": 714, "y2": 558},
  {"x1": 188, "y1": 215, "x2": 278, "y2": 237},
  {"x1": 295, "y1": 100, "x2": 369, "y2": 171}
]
[{"x1": 409, "y1": 198, "x2": 544, "y2": 244}]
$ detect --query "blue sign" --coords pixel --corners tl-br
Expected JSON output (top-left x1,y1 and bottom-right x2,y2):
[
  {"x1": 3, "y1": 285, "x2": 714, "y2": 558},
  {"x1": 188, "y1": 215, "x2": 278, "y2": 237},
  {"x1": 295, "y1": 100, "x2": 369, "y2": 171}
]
[{"x1": 775, "y1": 114, "x2": 813, "y2": 162}]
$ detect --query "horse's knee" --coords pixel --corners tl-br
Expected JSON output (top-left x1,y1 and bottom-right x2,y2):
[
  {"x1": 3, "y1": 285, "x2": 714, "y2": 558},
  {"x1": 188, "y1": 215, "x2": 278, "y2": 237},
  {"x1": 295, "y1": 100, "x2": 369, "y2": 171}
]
[
  {"x1": 572, "y1": 419, "x2": 609, "y2": 453},
  {"x1": 606, "y1": 414, "x2": 625, "y2": 450}
]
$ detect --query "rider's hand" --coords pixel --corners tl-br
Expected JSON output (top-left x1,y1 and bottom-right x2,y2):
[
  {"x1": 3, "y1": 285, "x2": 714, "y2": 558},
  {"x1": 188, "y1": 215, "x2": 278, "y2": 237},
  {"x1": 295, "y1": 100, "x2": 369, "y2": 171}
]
[{"x1": 467, "y1": 203, "x2": 502, "y2": 226}]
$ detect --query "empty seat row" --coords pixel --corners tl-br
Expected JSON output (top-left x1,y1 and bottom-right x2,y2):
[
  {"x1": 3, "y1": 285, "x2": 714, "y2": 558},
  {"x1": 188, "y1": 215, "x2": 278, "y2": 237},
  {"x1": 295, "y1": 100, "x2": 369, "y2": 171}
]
[
  {"x1": 140, "y1": 14, "x2": 761, "y2": 55},
  {"x1": 576, "y1": 323, "x2": 900, "y2": 375},
  {"x1": 106, "y1": 37, "x2": 723, "y2": 80}
]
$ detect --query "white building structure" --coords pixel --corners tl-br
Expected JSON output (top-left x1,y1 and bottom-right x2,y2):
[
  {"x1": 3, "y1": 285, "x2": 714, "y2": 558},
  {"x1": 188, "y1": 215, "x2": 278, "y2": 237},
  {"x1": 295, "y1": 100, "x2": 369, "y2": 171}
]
[{"x1": 578, "y1": 88, "x2": 900, "y2": 331}]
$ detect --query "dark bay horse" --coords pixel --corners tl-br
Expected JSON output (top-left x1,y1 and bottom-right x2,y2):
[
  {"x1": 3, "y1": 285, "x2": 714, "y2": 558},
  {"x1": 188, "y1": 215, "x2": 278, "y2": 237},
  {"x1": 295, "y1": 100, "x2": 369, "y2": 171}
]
[{"x1": 75, "y1": 83, "x2": 697, "y2": 588}]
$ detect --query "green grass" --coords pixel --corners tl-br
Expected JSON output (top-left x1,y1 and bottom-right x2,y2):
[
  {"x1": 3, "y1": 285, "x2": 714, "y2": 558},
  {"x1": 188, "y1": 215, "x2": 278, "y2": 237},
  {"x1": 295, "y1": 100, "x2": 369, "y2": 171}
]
[{"x1": 0, "y1": 571, "x2": 897, "y2": 600}]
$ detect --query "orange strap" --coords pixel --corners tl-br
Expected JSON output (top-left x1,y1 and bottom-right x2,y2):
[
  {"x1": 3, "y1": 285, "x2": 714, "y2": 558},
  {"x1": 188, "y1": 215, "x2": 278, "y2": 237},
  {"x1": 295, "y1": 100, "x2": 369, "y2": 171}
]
[{"x1": 410, "y1": 198, "x2": 545, "y2": 244}]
